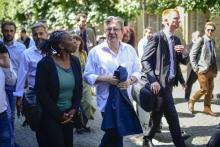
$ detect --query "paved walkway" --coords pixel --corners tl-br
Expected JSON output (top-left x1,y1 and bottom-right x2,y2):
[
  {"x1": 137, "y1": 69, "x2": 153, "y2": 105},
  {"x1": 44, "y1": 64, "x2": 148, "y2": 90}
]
[{"x1": 15, "y1": 71, "x2": 220, "y2": 147}]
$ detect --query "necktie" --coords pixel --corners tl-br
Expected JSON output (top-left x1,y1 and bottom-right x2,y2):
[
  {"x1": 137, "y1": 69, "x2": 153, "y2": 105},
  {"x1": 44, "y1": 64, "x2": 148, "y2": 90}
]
[{"x1": 169, "y1": 36, "x2": 176, "y2": 79}]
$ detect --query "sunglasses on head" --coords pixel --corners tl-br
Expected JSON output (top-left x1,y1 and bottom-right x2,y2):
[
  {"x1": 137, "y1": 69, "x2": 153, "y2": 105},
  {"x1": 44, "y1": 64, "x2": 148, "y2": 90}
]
[{"x1": 207, "y1": 29, "x2": 214, "y2": 32}]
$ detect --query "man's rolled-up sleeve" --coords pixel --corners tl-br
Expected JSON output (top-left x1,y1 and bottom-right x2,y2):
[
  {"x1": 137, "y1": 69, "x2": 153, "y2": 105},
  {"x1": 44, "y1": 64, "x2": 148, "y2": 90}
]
[{"x1": 83, "y1": 51, "x2": 99, "y2": 85}]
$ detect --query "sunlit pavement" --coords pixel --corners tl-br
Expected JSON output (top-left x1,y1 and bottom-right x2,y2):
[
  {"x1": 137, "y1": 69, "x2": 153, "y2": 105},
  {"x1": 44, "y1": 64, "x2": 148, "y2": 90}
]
[{"x1": 15, "y1": 71, "x2": 220, "y2": 147}]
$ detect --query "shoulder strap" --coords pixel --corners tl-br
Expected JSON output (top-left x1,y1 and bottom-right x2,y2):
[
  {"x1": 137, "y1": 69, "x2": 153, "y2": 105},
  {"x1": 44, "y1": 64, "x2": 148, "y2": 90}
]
[{"x1": 196, "y1": 37, "x2": 204, "y2": 60}]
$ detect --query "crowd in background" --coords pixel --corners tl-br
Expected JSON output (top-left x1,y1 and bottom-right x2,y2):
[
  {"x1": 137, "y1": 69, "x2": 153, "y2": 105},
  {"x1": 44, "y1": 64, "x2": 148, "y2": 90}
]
[{"x1": 0, "y1": 9, "x2": 220, "y2": 147}]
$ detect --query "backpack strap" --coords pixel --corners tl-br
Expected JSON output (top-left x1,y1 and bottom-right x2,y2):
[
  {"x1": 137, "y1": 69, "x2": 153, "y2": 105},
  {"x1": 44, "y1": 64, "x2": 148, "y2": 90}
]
[
  {"x1": 195, "y1": 37, "x2": 204, "y2": 61},
  {"x1": 155, "y1": 31, "x2": 162, "y2": 76}
]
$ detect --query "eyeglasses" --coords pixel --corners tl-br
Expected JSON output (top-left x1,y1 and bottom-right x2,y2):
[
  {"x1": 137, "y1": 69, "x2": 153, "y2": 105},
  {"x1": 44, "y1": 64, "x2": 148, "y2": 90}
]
[
  {"x1": 105, "y1": 28, "x2": 121, "y2": 32},
  {"x1": 207, "y1": 29, "x2": 215, "y2": 32}
]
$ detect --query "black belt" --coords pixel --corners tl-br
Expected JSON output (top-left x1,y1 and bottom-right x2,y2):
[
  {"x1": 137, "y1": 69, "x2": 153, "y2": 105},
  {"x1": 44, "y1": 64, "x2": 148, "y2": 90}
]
[{"x1": 0, "y1": 111, "x2": 6, "y2": 117}]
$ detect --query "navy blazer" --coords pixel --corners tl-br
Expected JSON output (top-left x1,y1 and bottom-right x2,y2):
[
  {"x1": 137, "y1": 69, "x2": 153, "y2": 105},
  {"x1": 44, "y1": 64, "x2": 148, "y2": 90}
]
[
  {"x1": 35, "y1": 55, "x2": 82, "y2": 122},
  {"x1": 141, "y1": 30, "x2": 188, "y2": 88},
  {"x1": 101, "y1": 66, "x2": 143, "y2": 136}
]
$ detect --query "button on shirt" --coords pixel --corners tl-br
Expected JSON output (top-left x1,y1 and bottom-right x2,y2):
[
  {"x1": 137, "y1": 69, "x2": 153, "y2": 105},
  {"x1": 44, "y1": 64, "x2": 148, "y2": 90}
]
[
  {"x1": 163, "y1": 29, "x2": 176, "y2": 79},
  {"x1": 2, "y1": 40, "x2": 26, "y2": 74},
  {"x1": 0, "y1": 63, "x2": 17, "y2": 113},
  {"x1": 13, "y1": 46, "x2": 43, "y2": 97},
  {"x1": 84, "y1": 41, "x2": 141, "y2": 112}
]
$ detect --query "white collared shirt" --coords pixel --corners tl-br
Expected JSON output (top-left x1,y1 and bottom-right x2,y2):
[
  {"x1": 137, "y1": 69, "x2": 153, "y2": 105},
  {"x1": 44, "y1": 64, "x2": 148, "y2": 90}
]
[
  {"x1": 13, "y1": 46, "x2": 43, "y2": 97},
  {"x1": 1, "y1": 40, "x2": 26, "y2": 74},
  {"x1": 137, "y1": 37, "x2": 149, "y2": 62},
  {"x1": 84, "y1": 41, "x2": 141, "y2": 112},
  {"x1": 0, "y1": 62, "x2": 17, "y2": 113}
]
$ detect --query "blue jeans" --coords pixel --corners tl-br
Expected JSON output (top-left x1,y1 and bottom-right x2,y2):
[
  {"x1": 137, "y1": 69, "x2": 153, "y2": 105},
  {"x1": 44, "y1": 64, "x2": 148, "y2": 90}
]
[
  {"x1": 5, "y1": 85, "x2": 16, "y2": 129},
  {"x1": 0, "y1": 111, "x2": 14, "y2": 147}
]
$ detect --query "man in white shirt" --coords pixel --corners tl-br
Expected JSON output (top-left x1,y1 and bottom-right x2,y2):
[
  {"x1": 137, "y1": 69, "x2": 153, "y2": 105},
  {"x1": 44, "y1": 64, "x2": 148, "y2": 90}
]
[
  {"x1": 138, "y1": 27, "x2": 153, "y2": 61},
  {"x1": 13, "y1": 22, "x2": 48, "y2": 147},
  {"x1": 14, "y1": 22, "x2": 48, "y2": 115},
  {"x1": 1, "y1": 21, "x2": 26, "y2": 128},
  {"x1": 0, "y1": 43, "x2": 17, "y2": 147},
  {"x1": 84, "y1": 16, "x2": 142, "y2": 147}
]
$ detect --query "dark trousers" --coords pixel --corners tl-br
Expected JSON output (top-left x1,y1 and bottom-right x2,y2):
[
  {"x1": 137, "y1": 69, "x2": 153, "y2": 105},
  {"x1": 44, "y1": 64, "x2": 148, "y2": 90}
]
[
  {"x1": 185, "y1": 69, "x2": 197, "y2": 101},
  {"x1": 99, "y1": 113, "x2": 123, "y2": 147},
  {"x1": 146, "y1": 86, "x2": 185, "y2": 147},
  {"x1": 207, "y1": 124, "x2": 220, "y2": 147},
  {"x1": 36, "y1": 114, "x2": 74, "y2": 147}
]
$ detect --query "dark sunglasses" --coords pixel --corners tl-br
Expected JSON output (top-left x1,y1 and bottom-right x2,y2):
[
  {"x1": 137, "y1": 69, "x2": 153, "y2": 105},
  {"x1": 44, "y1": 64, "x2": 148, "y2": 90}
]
[{"x1": 207, "y1": 29, "x2": 215, "y2": 32}]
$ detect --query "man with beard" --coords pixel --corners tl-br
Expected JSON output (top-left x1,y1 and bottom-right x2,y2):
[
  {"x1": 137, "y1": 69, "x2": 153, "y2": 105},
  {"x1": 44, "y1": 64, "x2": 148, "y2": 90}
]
[
  {"x1": 73, "y1": 13, "x2": 96, "y2": 54},
  {"x1": 1, "y1": 21, "x2": 26, "y2": 129},
  {"x1": 14, "y1": 22, "x2": 48, "y2": 124}
]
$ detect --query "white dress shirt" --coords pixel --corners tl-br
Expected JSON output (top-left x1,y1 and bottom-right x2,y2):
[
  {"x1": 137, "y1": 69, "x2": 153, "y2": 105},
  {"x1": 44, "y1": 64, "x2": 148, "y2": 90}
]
[
  {"x1": 1, "y1": 40, "x2": 26, "y2": 74},
  {"x1": 137, "y1": 37, "x2": 149, "y2": 61},
  {"x1": 13, "y1": 46, "x2": 43, "y2": 97},
  {"x1": 84, "y1": 41, "x2": 141, "y2": 112},
  {"x1": 0, "y1": 62, "x2": 17, "y2": 113}
]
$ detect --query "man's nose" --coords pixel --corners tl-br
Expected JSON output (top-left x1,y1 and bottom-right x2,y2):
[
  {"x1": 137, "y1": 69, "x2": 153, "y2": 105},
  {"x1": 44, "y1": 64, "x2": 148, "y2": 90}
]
[{"x1": 36, "y1": 34, "x2": 42, "y2": 39}]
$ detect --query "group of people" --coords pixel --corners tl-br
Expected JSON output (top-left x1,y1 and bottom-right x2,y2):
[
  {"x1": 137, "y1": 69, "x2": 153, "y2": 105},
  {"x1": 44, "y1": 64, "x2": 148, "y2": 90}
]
[{"x1": 0, "y1": 8, "x2": 219, "y2": 147}]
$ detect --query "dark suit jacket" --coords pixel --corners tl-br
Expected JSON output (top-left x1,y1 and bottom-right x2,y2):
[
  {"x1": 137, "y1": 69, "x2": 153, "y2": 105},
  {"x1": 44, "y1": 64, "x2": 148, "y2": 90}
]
[
  {"x1": 141, "y1": 30, "x2": 189, "y2": 88},
  {"x1": 190, "y1": 36, "x2": 217, "y2": 74},
  {"x1": 35, "y1": 55, "x2": 82, "y2": 122}
]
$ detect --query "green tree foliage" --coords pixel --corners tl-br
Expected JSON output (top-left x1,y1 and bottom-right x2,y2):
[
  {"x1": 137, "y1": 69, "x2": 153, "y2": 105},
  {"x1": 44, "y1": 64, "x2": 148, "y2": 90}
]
[
  {"x1": 14, "y1": 0, "x2": 141, "y2": 29},
  {"x1": 144, "y1": 0, "x2": 220, "y2": 17},
  {"x1": 0, "y1": 0, "x2": 18, "y2": 21},
  {"x1": 1, "y1": 0, "x2": 220, "y2": 29}
]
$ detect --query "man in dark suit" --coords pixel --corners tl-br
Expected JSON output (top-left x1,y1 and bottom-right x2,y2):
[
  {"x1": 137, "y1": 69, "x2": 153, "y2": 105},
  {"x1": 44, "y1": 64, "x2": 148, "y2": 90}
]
[
  {"x1": 188, "y1": 21, "x2": 217, "y2": 116},
  {"x1": 141, "y1": 9, "x2": 188, "y2": 147},
  {"x1": 184, "y1": 31, "x2": 201, "y2": 101}
]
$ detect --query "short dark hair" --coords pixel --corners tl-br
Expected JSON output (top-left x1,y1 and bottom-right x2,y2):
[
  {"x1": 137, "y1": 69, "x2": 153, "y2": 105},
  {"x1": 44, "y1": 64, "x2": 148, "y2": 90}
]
[
  {"x1": 75, "y1": 13, "x2": 87, "y2": 22},
  {"x1": 1, "y1": 21, "x2": 16, "y2": 32},
  {"x1": 21, "y1": 28, "x2": 27, "y2": 33}
]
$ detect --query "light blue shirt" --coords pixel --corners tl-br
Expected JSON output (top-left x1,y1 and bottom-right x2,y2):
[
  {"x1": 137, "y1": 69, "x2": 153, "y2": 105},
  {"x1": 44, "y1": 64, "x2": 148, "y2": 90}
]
[
  {"x1": 28, "y1": 37, "x2": 36, "y2": 49},
  {"x1": 84, "y1": 41, "x2": 141, "y2": 112},
  {"x1": 1, "y1": 40, "x2": 26, "y2": 74},
  {"x1": 13, "y1": 46, "x2": 43, "y2": 97}
]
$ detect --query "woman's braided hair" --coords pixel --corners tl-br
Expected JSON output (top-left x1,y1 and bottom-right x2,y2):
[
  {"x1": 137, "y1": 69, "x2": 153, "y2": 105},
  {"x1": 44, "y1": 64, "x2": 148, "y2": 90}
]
[{"x1": 40, "y1": 30, "x2": 69, "y2": 55}]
